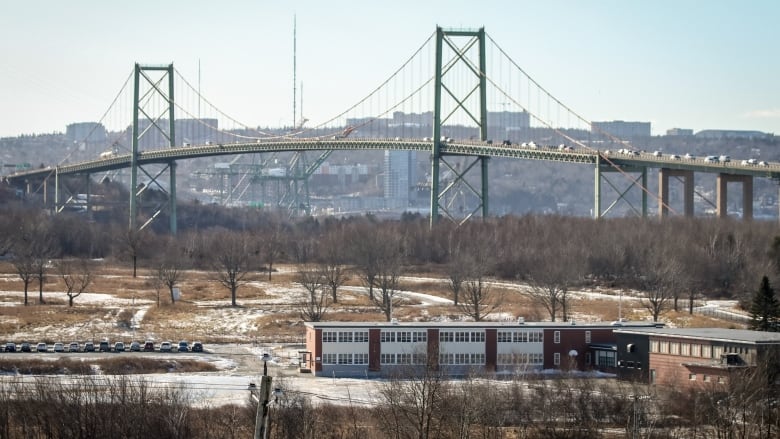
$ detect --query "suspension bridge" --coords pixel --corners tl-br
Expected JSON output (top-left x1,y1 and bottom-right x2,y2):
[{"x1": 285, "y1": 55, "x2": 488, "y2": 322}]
[{"x1": 6, "y1": 27, "x2": 779, "y2": 233}]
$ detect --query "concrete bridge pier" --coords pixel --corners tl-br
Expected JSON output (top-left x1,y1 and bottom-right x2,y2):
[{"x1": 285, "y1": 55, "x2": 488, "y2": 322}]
[
  {"x1": 717, "y1": 174, "x2": 753, "y2": 220},
  {"x1": 658, "y1": 169, "x2": 694, "y2": 217}
]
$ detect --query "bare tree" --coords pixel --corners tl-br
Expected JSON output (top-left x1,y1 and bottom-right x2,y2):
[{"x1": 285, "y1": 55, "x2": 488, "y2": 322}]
[
  {"x1": 349, "y1": 221, "x2": 384, "y2": 302},
  {"x1": 445, "y1": 236, "x2": 470, "y2": 306},
  {"x1": 297, "y1": 265, "x2": 329, "y2": 322},
  {"x1": 16, "y1": 220, "x2": 60, "y2": 305},
  {"x1": 639, "y1": 246, "x2": 683, "y2": 322},
  {"x1": 11, "y1": 238, "x2": 35, "y2": 306},
  {"x1": 211, "y1": 231, "x2": 252, "y2": 306},
  {"x1": 375, "y1": 365, "x2": 450, "y2": 439},
  {"x1": 318, "y1": 227, "x2": 349, "y2": 303},
  {"x1": 117, "y1": 228, "x2": 149, "y2": 278},
  {"x1": 372, "y1": 230, "x2": 405, "y2": 322},
  {"x1": 258, "y1": 222, "x2": 284, "y2": 281},
  {"x1": 58, "y1": 258, "x2": 93, "y2": 307},
  {"x1": 156, "y1": 244, "x2": 183, "y2": 304}
]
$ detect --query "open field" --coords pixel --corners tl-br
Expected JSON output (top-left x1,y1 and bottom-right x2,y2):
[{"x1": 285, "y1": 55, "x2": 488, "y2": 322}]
[{"x1": 0, "y1": 261, "x2": 747, "y2": 347}]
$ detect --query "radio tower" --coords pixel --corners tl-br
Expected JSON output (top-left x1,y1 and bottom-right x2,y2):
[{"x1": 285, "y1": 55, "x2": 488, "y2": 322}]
[{"x1": 293, "y1": 14, "x2": 297, "y2": 130}]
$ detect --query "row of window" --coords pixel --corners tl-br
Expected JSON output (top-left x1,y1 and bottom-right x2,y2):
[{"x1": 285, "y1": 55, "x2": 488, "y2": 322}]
[
  {"x1": 322, "y1": 331, "x2": 370, "y2": 343},
  {"x1": 496, "y1": 331, "x2": 544, "y2": 343},
  {"x1": 650, "y1": 340, "x2": 745, "y2": 359},
  {"x1": 381, "y1": 331, "x2": 427, "y2": 343},
  {"x1": 440, "y1": 331, "x2": 485, "y2": 343},
  {"x1": 321, "y1": 353, "x2": 369, "y2": 365},
  {"x1": 496, "y1": 353, "x2": 544, "y2": 365},
  {"x1": 439, "y1": 353, "x2": 486, "y2": 365},
  {"x1": 689, "y1": 373, "x2": 725, "y2": 383},
  {"x1": 380, "y1": 353, "x2": 427, "y2": 365}
]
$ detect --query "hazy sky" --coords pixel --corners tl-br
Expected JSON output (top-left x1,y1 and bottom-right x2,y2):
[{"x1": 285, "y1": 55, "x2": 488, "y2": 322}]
[{"x1": 1, "y1": 0, "x2": 778, "y2": 137}]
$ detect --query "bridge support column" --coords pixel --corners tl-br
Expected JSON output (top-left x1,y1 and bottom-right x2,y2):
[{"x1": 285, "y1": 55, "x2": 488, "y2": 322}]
[
  {"x1": 594, "y1": 157, "x2": 601, "y2": 219},
  {"x1": 717, "y1": 174, "x2": 753, "y2": 220},
  {"x1": 169, "y1": 161, "x2": 177, "y2": 236},
  {"x1": 658, "y1": 169, "x2": 694, "y2": 218}
]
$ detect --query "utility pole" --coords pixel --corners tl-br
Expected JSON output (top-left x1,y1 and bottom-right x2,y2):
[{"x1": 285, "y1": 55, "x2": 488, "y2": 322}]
[{"x1": 253, "y1": 354, "x2": 273, "y2": 439}]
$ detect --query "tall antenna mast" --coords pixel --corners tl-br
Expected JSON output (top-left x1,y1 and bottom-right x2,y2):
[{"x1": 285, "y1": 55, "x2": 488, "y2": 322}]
[{"x1": 293, "y1": 14, "x2": 297, "y2": 130}]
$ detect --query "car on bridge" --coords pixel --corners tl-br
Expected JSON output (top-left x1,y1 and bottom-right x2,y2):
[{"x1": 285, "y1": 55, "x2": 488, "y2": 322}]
[
  {"x1": 705, "y1": 156, "x2": 718, "y2": 163},
  {"x1": 719, "y1": 155, "x2": 730, "y2": 163},
  {"x1": 684, "y1": 153, "x2": 695, "y2": 160}
]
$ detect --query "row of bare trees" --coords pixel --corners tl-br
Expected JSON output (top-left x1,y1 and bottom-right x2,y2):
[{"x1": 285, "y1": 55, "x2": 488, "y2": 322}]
[
  {"x1": 2, "y1": 205, "x2": 778, "y2": 320},
  {"x1": 1, "y1": 359, "x2": 777, "y2": 438}
]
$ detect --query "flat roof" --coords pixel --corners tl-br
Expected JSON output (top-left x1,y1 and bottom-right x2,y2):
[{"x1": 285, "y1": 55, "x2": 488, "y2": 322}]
[
  {"x1": 614, "y1": 327, "x2": 780, "y2": 344},
  {"x1": 304, "y1": 321, "x2": 662, "y2": 329}
]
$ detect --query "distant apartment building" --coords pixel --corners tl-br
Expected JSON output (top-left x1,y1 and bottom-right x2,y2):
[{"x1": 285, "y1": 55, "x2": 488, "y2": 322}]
[
  {"x1": 666, "y1": 128, "x2": 693, "y2": 136},
  {"x1": 695, "y1": 129, "x2": 771, "y2": 140},
  {"x1": 302, "y1": 320, "x2": 662, "y2": 377},
  {"x1": 66, "y1": 122, "x2": 107, "y2": 144},
  {"x1": 592, "y1": 121, "x2": 651, "y2": 139},
  {"x1": 614, "y1": 327, "x2": 780, "y2": 387},
  {"x1": 383, "y1": 150, "x2": 416, "y2": 209}
]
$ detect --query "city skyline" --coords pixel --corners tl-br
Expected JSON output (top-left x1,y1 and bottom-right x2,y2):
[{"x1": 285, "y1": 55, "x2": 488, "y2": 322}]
[{"x1": 1, "y1": 1, "x2": 778, "y2": 138}]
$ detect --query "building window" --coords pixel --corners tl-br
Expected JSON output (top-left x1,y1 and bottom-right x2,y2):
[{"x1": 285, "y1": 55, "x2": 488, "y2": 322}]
[
  {"x1": 455, "y1": 331, "x2": 469, "y2": 342},
  {"x1": 380, "y1": 353, "x2": 395, "y2": 364},
  {"x1": 440, "y1": 332, "x2": 454, "y2": 343},
  {"x1": 554, "y1": 353, "x2": 561, "y2": 366},
  {"x1": 439, "y1": 353, "x2": 453, "y2": 364},
  {"x1": 689, "y1": 373, "x2": 696, "y2": 381},
  {"x1": 354, "y1": 353, "x2": 368, "y2": 365},
  {"x1": 498, "y1": 331, "x2": 512, "y2": 343},
  {"x1": 530, "y1": 331, "x2": 543, "y2": 343},
  {"x1": 322, "y1": 353, "x2": 337, "y2": 364},
  {"x1": 338, "y1": 332, "x2": 353, "y2": 343},
  {"x1": 585, "y1": 352, "x2": 591, "y2": 365},
  {"x1": 513, "y1": 332, "x2": 528, "y2": 343},
  {"x1": 681, "y1": 343, "x2": 690, "y2": 356},
  {"x1": 413, "y1": 353, "x2": 427, "y2": 364},
  {"x1": 413, "y1": 331, "x2": 427, "y2": 343},
  {"x1": 397, "y1": 331, "x2": 411, "y2": 343},
  {"x1": 650, "y1": 369, "x2": 656, "y2": 384},
  {"x1": 354, "y1": 331, "x2": 369, "y2": 343},
  {"x1": 718, "y1": 376, "x2": 725, "y2": 384},
  {"x1": 659, "y1": 341, "x2": 669, "y2": 354},
  {"x1": 381, "y1": 332, "x2": 396, "y2": 343},
  {"x1": 596, "y1": 351, "x2": 616, "y2": 367},
  {"x1": 471, "y1": 332, "x2": 485, "y2": 342},
  {"x1": 554, "y1": 331, "x2": 561, "y2": 344},
  {"x1": 691, "y1": 344, "x2": 701, "y2": 357},
  {"x1": 670, "y1": 342, "x2": 680, "y2": 355},
  {"x1": 585, "y1": 331, "x2": 591, "y2": 343},
  {"x1": 322, "y1": 331, "x2": 337, "y2": 343},
  {"x1": 397, "y1": 353, "x2": 412, "y2": 364},
  {"x1": 703, "y1": 375, "x2": 710, "y2": 382},
  {"x1": 338, "y1": 354, "x2": 353, "y2": 365},
  {"x1": 650, "y1": 340, "x2": 659, "y2": 353},
  {"x1": 702, "y1": 345, "x2": 712, "y2": 358}
]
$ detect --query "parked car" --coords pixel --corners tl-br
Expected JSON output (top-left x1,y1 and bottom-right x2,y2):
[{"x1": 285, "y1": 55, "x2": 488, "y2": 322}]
[
  {"x1": 177, "y1": 341, "x2": 189, "y2": 352},
  {"x1": 114, "y1": 342, "x2": 125, "y2": 352},
  {"x1": 99, "y1": 341, "x2": 110, "y2": 352},
  {"x1": 143, "y1": 341, "x2": 155, "y2": 352},
  {"x1": 36, "y1": 343, "x2": 47, "y2": 353},
  {"x1": 191, "y1": 342, "x2": 203, "y2": 353},
  {"x1": 68, "y1": 342, "x2": 79, "y2": 352},
  {"x1": 83, "y1": 342, "x2": 95, "y2": 352},
  {"x1": 129, "y1": 341, "x2": 141, "y2": 352},
  {"x1": 53, "y1": 343, "x2": 65, "y2": 353},
  {"x1": 20, "y1": 342, "x2": 31, "y2": 352},
  {"x1": 4, "y1": 342, "x2": 16, "y2": 352},
  {"x1": 160, "y1": 341, "x2": 172, "y2": 352}
]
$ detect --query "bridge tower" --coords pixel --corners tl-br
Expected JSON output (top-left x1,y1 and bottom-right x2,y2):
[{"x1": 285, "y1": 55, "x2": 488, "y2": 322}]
[
  {"x1": 130, "y1": 63, "x2": 178, "y2": 235},
  {"x1": 430, "y1": 26, "x2": 489, "y2": 227}
]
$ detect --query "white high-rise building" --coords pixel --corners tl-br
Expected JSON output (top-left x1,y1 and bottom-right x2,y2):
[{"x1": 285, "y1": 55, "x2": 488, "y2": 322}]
[{"x1": 384, "y1": 150, "x2": 416, "y2": 209}]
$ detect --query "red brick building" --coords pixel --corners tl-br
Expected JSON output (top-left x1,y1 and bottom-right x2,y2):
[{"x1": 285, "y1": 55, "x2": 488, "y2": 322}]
[
  {"x1": 614, "y1": 327, "x2": 780, "y2": 387},
  {"x1": 302, "y1": 320, "x2": 661, "y2": 377}
]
